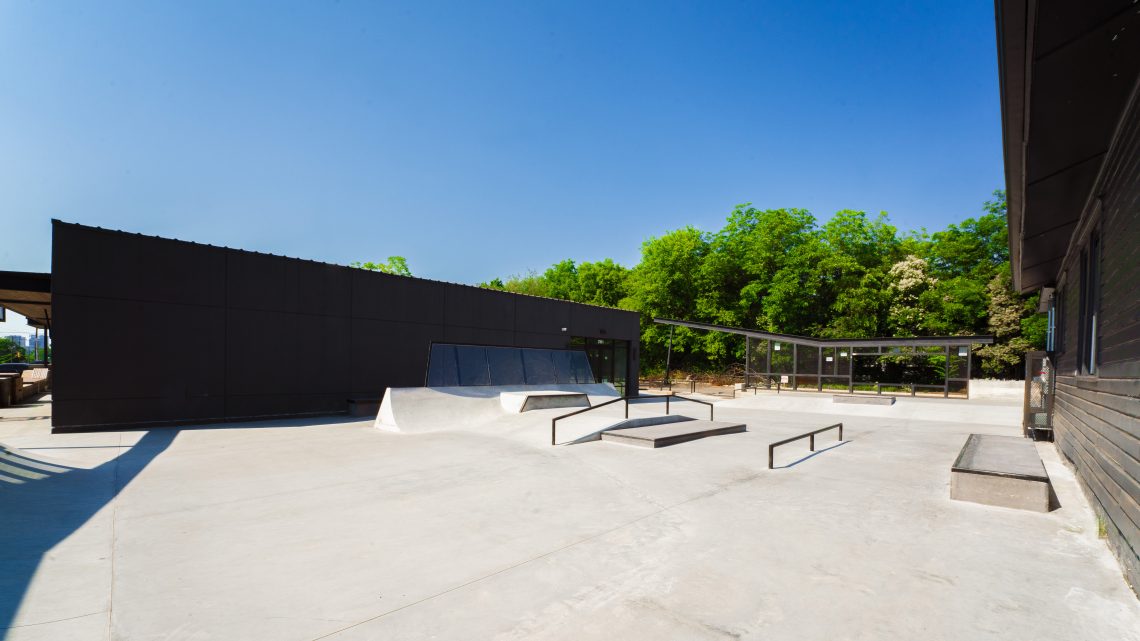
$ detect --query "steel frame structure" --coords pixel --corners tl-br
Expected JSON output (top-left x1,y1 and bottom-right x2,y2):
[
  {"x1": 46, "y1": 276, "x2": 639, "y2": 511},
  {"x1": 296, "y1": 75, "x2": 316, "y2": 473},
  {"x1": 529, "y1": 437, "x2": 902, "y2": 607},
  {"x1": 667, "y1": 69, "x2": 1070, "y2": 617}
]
[{"x1": 654, "y1": 318, "x2": 995, "y2": 399}]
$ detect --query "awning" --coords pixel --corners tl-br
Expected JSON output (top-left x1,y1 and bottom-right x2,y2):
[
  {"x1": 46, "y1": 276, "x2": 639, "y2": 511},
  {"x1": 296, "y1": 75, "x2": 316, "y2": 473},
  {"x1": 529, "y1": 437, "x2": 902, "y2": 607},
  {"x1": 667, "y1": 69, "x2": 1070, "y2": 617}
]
[
  {"x1": 0, "y1": 271, "x2": 51, "y2": 328},
  {"x1": 996, "y1": 1, "x2": 1140, "y2": 292}
]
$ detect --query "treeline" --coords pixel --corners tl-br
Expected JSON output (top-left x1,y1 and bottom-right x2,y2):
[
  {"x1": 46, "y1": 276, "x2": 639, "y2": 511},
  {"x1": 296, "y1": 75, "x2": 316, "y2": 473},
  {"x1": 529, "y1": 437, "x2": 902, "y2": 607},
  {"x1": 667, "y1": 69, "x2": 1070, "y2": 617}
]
[{"x1": 480, "y1": 191, "x2": 1045, "y2": 379}]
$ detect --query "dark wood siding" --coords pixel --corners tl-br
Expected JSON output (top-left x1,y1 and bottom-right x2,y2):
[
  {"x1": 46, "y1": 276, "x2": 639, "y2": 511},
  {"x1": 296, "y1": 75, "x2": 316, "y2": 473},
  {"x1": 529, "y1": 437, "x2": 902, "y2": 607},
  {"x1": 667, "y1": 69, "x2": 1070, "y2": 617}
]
[{"x1": 1051, "y1": 90, "x2": 1140, "y2": 587}]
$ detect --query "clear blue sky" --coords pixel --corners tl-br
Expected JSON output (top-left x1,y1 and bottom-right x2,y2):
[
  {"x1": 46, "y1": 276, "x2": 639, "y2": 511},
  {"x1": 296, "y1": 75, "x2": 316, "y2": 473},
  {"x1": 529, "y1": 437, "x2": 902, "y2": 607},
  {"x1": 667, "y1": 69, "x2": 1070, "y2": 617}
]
[{"x1": 0, "y1": 0, "x2": 1002, "y2": 289}]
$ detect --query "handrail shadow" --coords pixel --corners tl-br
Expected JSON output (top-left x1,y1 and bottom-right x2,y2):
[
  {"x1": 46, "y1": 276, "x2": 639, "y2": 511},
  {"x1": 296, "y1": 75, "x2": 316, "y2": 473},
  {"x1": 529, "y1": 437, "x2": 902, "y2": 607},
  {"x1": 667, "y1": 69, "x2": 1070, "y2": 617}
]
[
  {"x1": 772, "y1": 439, "x2": 851, "y2": 469},
  {"x1": 0, "y1": 429, "x2": 178, "y2": 633}
]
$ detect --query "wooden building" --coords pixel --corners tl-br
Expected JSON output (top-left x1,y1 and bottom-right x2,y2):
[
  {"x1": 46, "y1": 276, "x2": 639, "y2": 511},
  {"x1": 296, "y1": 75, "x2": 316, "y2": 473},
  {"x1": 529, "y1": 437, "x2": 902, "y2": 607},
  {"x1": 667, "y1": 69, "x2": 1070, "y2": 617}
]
[{"x1": 997, "y1": 1, "x2": 1140, "y2": 586}]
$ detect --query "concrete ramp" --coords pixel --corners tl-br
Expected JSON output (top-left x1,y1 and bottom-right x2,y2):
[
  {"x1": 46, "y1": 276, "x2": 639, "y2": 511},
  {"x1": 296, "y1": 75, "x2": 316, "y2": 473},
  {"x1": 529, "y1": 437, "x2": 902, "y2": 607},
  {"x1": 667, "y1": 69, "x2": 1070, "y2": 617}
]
[{"x1": 376, "y1": 384, "x2": 620, "y2": 434}]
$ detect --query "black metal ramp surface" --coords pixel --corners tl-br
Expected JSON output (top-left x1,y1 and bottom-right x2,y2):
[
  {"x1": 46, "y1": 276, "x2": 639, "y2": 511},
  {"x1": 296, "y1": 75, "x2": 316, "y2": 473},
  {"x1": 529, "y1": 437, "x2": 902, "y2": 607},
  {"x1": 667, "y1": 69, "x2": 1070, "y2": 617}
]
[{"x1": 600, "y1": 420, "x2": 746, "y2": 448}]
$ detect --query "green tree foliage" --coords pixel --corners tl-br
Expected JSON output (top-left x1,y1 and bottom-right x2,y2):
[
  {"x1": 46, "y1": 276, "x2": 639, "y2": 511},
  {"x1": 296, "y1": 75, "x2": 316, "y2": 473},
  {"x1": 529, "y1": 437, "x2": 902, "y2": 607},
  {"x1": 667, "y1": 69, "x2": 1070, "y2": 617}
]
[
  {"x1": 0, "y1": 337, "x2": 26, "y2": 364},
  {"x1": 478, "y1": 190, "x2": 1044, "y2": 377},
  {"x1": 974, "y1": 269, "x2": 1044, "y2": 377},
  {"x1": 350, "y1": 256, "x2": 412, "y2": 276}
]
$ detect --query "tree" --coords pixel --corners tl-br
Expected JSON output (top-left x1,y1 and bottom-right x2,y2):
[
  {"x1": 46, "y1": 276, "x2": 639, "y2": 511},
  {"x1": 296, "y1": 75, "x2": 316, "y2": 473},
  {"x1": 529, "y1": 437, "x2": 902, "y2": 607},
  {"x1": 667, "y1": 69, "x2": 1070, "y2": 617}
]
[
  {"x1": 576, "y1": 259, "x2": 629, "y2": 307},
  {"x1": 350, "y1": 256, "x2": 412, "y2": 276},
  {"x1": 542, "y1": 260, "x2": 579, "y2": 301},
  {"x1": 925, "y1": 190, "x2": 1007, "y2": 281},
  {"x1": 975, "y1": 269, "x2": 1044, "y2": 377},
  {"x1": 472, "y1": 189, "x2": 1040, "y2": 379},
  {"x1": 0, "y1": 338, "x2": 25, "y2": 364},
  {"x1": 886, "y1": 255, "x2": 936, "y2": 336},
  {"x1": 626, "y1": 227, "x2": 710, "y2": 367}
]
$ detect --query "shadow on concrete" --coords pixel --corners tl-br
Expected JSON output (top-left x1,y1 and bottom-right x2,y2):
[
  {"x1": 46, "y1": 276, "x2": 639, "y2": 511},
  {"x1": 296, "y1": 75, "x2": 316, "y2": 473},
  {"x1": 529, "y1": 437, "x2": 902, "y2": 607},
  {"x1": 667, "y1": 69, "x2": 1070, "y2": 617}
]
[
  {"x1": 1048, "y1": 481, "x2": 1062, "y2": 511},
  {"x1": 0, "y1": 429, "x2": 177, "y2": 634},
  {"x1": 774, "y1": 439, "x2": 851, "y2": 469}
]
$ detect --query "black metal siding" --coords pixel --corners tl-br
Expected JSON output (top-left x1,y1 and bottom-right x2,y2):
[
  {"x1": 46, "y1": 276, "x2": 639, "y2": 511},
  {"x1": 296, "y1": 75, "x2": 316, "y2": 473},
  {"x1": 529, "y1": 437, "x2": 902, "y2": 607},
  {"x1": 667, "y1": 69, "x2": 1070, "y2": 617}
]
[{"x1": 51, "y1": 223, "x2": 640, "y2": 431}]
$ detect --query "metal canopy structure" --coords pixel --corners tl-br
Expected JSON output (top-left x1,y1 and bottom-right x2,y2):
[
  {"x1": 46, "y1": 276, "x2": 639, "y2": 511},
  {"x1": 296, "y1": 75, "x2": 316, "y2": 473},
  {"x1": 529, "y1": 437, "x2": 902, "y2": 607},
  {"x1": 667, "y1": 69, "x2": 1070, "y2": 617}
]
[{"x1": 654, "y1": 318, "x2": 995, "y2": 399}]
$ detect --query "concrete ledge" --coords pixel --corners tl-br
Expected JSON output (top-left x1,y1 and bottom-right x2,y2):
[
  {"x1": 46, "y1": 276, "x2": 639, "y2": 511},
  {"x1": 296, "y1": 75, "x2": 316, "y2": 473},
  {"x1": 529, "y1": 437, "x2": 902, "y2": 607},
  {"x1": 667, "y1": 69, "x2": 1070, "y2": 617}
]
[
  {"x1": 500, "y1": 391, "x2": 590, "y2": 413},
  {"x1": 601, "y1": 420, "x2": 746, "y2": 448},
  {"x1": 950, "y1": 434, "x2": 1051, "y2": 512},
  {"x1": 833, "y1": 394, "x2": 896, "y2": 405}
]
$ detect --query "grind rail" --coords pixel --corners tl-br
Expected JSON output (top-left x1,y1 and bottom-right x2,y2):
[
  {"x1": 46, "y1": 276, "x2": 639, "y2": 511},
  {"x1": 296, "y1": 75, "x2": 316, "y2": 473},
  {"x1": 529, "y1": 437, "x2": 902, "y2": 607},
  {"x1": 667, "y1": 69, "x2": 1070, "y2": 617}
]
[
  {"x1": 551, "y1": 394, "x2": 715, "y2": 446},
  {"x1": 768, "y1": 423, "x2": 843, "y2": 469}
]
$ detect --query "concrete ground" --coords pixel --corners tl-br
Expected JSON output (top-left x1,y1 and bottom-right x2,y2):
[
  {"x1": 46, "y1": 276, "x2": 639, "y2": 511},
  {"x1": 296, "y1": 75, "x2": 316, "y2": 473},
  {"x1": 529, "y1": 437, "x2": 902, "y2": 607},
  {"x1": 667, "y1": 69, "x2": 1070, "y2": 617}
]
[{"x1": 1, "y1": 392, "x2": 1138, "y2": 640}]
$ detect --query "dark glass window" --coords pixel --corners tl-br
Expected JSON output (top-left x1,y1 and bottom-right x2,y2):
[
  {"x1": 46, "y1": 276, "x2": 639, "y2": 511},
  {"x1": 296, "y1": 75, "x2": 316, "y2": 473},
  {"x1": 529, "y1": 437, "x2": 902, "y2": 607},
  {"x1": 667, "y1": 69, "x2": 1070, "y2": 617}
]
[
  {"x1": 551, "y1": 350, "x2": 576, "y2": 384},
  {"x1": 521, "y1": 349, "x2": 557, "y2": 385},
  {"x1": 456, "y1": 345, "x2": 490, "y2": 385},
  {"x1": 569, "y1": 351, "x2": 594, "y2": 384},
  {"x1": 1077, "y1": 232, "x2": 1100, "y2": 375},
  {"x1": 426, "y1": 344, "x2": 459, "y2": 386},
  {"x1": 486, "y1": 347, "x2": 526, "y2": 385},
  {"x1": 424, "y1": 344, "x2": 596, "y2": 386}
]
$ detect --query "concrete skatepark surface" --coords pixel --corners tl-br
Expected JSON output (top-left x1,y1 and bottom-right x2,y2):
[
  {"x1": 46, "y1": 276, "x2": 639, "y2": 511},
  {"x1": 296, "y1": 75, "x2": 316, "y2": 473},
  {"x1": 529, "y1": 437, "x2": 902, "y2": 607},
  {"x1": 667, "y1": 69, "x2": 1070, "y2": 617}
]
[{"x1": 2, "y1": 392, "x2": 1138, "y2": 640}]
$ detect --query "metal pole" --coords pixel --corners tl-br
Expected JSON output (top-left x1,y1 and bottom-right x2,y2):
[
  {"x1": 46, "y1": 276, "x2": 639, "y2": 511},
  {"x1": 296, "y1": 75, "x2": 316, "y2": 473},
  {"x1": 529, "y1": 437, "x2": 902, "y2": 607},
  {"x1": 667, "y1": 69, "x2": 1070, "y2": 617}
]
[
  {"x1": 664, "y1": 325, "x2": 674, "y2": 389},
  {"x1": 745, "y1": 336, "x2": 750, "y2": 389},
  {"x1": 665, "y1": 394, "x2": 670, "y2": 415},
  {"x1": 817, "y1": 349, "x2": 823, "y2": 392},
  {"x1": 944, "y1": 345, "x2": 951, "y2": 398},
  {"x1": 792, "y1": 344, "x2": 798, "y2": 390},
  {"x1": 848, "y1": 347, "x2": 854, "y2": 393},
  {"x1": 767, "y1": 340, "x2": 773, "y2": 391},
  {"x1": 965, "y1": 345, "x2": 972, "y2": 399}
]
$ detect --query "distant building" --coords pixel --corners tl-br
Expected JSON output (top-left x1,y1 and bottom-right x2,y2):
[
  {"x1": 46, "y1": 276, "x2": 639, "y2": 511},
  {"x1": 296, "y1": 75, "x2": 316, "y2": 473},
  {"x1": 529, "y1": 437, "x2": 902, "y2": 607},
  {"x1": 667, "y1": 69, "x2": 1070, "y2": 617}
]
[{"x1": 3, "y1": 335, "x2": 27, "y2": 349}]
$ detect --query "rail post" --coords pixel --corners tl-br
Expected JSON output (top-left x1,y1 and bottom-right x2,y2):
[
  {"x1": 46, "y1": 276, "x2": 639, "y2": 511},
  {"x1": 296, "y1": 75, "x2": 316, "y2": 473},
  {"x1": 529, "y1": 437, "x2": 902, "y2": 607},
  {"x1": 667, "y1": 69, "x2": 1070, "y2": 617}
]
[
  {"x1": 666, "y1": 394, "x2": 670, "y2": 415},
  {"x1": 809, "y1": 433, "x2": 815, "y2": 451}
]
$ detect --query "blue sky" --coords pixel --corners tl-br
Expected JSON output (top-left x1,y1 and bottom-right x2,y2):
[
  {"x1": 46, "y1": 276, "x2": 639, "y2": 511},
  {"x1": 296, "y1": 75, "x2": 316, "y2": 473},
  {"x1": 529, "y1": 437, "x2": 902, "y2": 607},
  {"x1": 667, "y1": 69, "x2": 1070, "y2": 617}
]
[{"x1": 0, "y1": 0, "x2": 1002, "y2": 299}]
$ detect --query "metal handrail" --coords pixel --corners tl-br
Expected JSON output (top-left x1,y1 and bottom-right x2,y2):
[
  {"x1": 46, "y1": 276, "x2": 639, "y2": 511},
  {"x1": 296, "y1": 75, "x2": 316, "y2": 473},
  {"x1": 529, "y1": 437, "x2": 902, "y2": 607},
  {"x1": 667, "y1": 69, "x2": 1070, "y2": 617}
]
[
  {"x1": 550, "y1": 393, "x2": 715, "y2": 446},
  {"x1": 767, "y1": 422, "x2": 843, "y2": 469},
  {"x1": 550, "y1": 396, "x2": 627, "y2": 445},
  {"x1": 665, "y1": 394, "x2": 715, "y2": 421}
]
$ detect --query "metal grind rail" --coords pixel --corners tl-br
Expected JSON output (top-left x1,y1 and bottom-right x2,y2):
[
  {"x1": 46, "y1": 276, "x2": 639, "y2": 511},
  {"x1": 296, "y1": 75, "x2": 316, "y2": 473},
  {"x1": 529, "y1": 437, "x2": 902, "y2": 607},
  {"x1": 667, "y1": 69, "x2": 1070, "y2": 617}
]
[
  {"x1": 768, "y1": 423, "x2": 843, "y2": 469},
  {"x1": 550, "y1": 394, "x2": 715, "y2": 446}
]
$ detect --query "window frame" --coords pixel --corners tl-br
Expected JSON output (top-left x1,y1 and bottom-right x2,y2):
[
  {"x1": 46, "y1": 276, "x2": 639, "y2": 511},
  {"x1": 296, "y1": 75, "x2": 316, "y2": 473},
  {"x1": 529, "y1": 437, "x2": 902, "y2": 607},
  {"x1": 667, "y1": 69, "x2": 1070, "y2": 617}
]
[{"x1": 1076, "y1": 228, "x2": 1102, "y2": 376}]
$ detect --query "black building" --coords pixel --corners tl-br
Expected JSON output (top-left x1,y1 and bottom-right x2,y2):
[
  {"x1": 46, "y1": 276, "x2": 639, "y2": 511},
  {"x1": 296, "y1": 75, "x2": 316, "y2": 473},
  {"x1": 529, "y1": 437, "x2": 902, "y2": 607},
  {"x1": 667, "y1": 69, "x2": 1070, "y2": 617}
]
[
  {"x1": 997, "y1": 1, "x2": 1140, "y2": 586},
  {"x1": 48, "y1": 221, "x2": 640, "y2": 431}
]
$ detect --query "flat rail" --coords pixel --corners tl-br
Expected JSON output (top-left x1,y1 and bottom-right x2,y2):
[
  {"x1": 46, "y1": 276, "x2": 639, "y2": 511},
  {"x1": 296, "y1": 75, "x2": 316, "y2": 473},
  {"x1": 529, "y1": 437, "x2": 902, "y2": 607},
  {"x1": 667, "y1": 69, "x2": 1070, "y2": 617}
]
[
  {"x1": 768, "y1": 422, "x2": 843, "y2": 469},
  {"x1": 550, "y1": 394, "x2": 715, "y2": 446}
]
